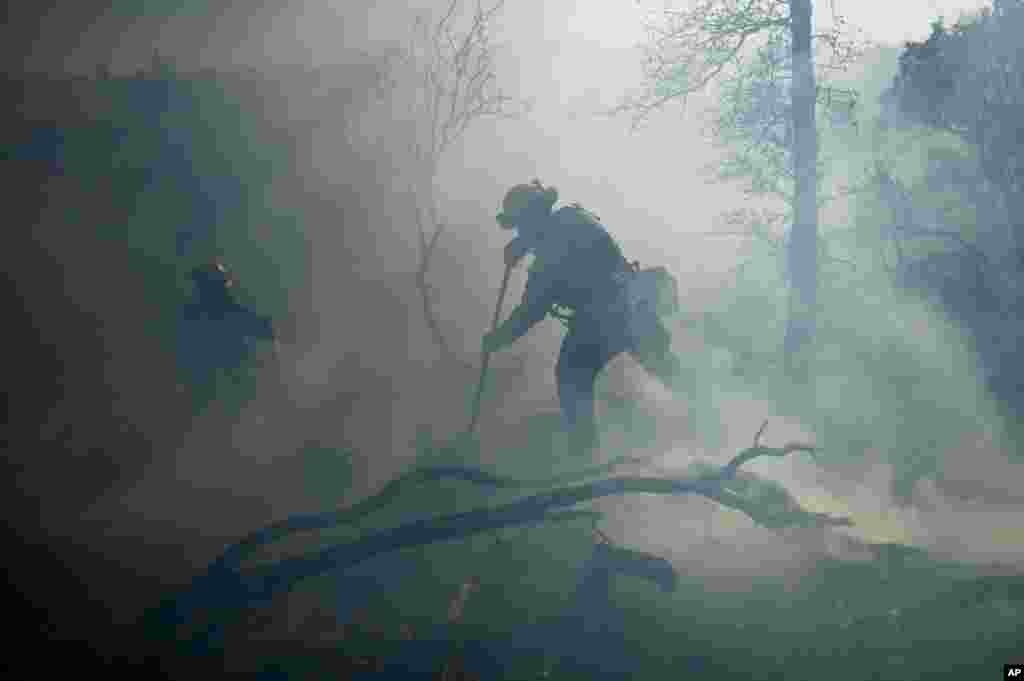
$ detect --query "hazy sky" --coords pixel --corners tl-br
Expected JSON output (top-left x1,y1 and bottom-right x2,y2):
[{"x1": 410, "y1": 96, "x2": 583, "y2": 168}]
[
  {"x1": 287, "y1": 0, "x2": 994, "y2": 60},
  {"x1": 14, "y1": 0, "x2": 995, "y2": 74},
  {"x1": 216, "y1": 0, "x2": 999, "y2": 263}
]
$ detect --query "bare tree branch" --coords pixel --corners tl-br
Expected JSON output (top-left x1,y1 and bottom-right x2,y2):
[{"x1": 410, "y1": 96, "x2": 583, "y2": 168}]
[
  {"x1": 609, "y1": 0, "x2": 792, "y2": 128},
  {"x1": 383, "y1": 0, "x2": 528, "y2": 375}
]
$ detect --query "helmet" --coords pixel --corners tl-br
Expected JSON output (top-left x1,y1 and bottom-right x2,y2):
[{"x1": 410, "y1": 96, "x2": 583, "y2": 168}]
[
  {"x1": 496, "y1": 179, "x2": 558, "y2": 229},
  {"x1": 190, "y1": 259, "x2": 235, "y2": 291}
]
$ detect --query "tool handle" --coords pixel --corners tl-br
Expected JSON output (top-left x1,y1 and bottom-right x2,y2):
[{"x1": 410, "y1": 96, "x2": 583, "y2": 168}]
[{"x1": 466, "y1": 261, "x2": 514, "y2": 437}]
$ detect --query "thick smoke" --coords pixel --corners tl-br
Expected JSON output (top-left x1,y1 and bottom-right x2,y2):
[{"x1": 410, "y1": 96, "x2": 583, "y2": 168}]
[{"x1": 7, "y1": 0, "x2": 1021, "y2": 660}]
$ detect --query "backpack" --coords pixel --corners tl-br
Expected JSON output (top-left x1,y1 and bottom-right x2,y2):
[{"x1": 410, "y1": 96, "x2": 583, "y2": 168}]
[
  {"x1": 547, "y1": 203, "x2": 615, "y2": 325},
  {"x1": 618, "y1": 263, "x2": 680, "y2": 318},
  {"x1": 613, "y1": 262, "x2": 681, "y2": 347},
  {"x1": 545, "y1": 202, "x2": 682, "y2": 337}
]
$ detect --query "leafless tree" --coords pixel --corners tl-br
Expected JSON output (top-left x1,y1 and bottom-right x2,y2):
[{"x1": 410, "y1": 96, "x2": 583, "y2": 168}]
[{"x1": 387, "y1": 0, "x2": 529, "y2": 372}]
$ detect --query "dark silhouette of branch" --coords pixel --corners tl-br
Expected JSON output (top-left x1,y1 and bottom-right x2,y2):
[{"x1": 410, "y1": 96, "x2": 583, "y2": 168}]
[{"x1": 150, "y1": 421, "x2": 848, "y2": 637}]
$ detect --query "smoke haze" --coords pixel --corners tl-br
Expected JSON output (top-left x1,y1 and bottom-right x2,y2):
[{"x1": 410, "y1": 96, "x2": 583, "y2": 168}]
[{"x1": 4, "y1": 1, "x2": 1021, "y2": 673}]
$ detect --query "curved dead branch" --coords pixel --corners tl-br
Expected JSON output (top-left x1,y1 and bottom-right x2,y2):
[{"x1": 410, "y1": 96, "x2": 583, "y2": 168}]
[{"x1": 154, "y1": 421, "x2": 850, "y2": 635}]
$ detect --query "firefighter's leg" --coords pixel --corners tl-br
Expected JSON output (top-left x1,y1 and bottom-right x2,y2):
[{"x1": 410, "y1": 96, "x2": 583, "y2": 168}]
[{"x1": 555, "y1": 331, "x2": 616, "y2": 457}]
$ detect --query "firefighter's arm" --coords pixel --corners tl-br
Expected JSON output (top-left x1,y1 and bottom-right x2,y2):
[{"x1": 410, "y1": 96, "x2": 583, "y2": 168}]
[
  {"x1": 483, "y1": 267, "x2": 557, "y2": 352},
  {"x1": 484, "y1": 300, "x2": 546, "y2": 352},
  {"x1": 503, "y1": 235, "x2": 531, "y2": 267},
  {"x1": 252, "y1": 313, "x2": 276, "y2": 341}
]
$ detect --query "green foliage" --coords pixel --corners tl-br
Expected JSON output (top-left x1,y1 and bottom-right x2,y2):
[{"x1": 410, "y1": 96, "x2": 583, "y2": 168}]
[
  {"x1": 685, "y1": 34, "x2": 1010, "y2": 496},
  {"x1": 699, "y1": 201, "x2": 999, "y2": 489},
  {"x1": 652, "y1": 63, "x2": 691, "y2": 101}
]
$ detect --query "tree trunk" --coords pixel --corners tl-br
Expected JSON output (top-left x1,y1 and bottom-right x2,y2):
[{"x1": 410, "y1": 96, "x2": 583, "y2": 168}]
[{"x1": 784, "y1": 0, "x2": 820, "y2": 379}]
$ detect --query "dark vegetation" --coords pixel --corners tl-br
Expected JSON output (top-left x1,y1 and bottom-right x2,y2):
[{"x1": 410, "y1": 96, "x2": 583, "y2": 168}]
[
  {"x1": 880, "y1": 2, "x2": 1024, "y2": 429},
  {"x1": 2, "y1": 55, "x2": 385, "y2": 678}
]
